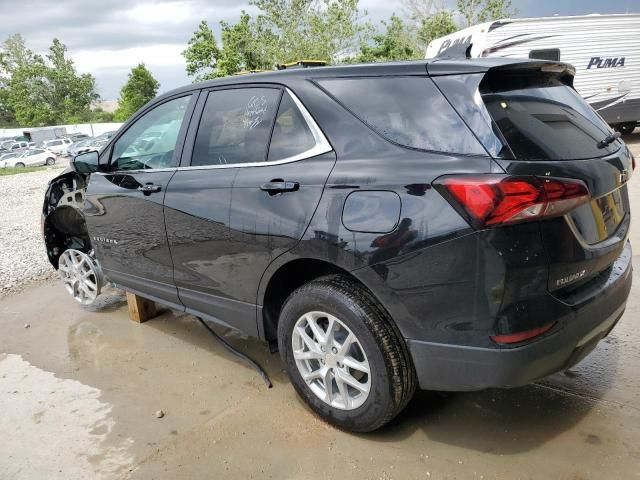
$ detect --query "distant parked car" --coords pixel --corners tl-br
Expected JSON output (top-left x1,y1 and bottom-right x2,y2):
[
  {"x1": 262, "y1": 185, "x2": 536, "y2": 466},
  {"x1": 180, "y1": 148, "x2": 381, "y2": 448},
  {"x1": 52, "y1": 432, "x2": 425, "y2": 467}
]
[
  {"x1": 43, "y1": 138, "x2": 73, "y2": 156},
  {"x1": 5, "y1": 148, "x2": 56, "y2": 168},
  {"x1": 95, "y1": 131, "x2": 117, "y2": 141},
  {"x1": 0, "y1": 140, "x2": 30, "y2": 152},
  {"x1": 67, "y1": 133, "x2": 91, "y2": 142},
  {"x1": 76, "y1": 138, "x2": 108, "y2": 155},
  {"x1": 0, "y1": 151, "x2": 21, "y2": 168},
  {"x1": 67, "y1": 138, "x2": 94, "y2": 157}
]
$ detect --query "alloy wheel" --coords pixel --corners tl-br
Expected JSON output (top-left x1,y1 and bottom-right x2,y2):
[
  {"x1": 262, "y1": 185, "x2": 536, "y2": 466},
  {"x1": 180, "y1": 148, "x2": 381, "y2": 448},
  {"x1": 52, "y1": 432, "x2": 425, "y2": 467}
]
[
  {"x1": 58, "y1": 249, "x2": 101, "y2": 305},
  {"x1": 292, "y1": 311, "x2": 371, "y2": 410}
]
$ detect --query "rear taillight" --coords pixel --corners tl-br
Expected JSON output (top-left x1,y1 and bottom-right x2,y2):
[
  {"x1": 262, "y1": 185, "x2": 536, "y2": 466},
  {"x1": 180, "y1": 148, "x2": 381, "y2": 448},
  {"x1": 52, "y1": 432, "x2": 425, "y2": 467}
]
[
  {"x1": 490, "y1": 322, "x2": 556, "y2": 345},
  {"x1": 434, "y1": 175, "x2": 590, "y2": 228}
]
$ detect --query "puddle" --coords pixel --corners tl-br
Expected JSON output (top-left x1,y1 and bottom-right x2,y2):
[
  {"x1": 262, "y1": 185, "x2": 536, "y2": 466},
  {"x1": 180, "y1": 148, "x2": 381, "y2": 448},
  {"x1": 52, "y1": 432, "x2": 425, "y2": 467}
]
[{"x1": 0, "y1": 354, "x2": 134, "y2": 479}]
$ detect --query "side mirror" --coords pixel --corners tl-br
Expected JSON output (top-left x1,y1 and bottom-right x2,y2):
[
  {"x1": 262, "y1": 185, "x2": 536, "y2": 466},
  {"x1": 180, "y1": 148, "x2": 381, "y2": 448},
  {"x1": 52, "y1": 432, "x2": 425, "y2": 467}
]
[{"x1": 72, "y1": 151, "x2": 100, "y2": 174}]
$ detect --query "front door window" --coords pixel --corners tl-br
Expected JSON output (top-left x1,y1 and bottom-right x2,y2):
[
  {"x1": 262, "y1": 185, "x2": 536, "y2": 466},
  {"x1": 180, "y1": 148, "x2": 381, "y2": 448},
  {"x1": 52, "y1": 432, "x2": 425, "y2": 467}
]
[{"x1": 111, "y1": 95, "x2": 192, "y2": 171}]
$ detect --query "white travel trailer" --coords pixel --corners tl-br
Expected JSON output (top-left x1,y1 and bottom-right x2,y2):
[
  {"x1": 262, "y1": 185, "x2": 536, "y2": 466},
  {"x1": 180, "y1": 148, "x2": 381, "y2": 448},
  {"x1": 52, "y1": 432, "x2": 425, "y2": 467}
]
[{"x1": 426, "y1": 14, "x2": 640, "y2": 133}]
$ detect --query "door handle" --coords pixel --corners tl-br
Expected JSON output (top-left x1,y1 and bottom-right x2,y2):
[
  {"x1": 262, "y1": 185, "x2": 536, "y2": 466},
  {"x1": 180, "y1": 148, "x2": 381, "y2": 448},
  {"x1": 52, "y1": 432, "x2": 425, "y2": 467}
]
[
  {"x1": 260, "y1": 180, "x2": 300, "y2": 194},
  {"x1": 138, "y1": 183, "x2": 162, "y2": 195}
]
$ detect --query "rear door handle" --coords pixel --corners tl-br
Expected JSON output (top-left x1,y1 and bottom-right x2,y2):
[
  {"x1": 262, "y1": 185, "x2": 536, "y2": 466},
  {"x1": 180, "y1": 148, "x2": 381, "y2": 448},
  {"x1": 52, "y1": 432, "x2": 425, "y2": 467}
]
[
  {"x1": 138, "y1": 183, "x2": 162, "y2": 195},
  {"x1": 260, "y1": 180, "x2": 300, "y2": 193}
]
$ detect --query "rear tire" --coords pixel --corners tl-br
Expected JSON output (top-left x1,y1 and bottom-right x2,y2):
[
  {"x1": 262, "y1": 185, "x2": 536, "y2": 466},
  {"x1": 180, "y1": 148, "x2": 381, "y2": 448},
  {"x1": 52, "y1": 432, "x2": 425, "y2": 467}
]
[
  {"x1": 15, "y1": 162, "x2": 25, "y2": 168},
  {"x1": 615, "y1": 122, "x2": 636, "y2": 135},
  {"x1": 46, "y1": 157, "x2": 55, "y2": 166},
  {"x1": 278, "y1": 275, "x2": 416, "y2": 432}
]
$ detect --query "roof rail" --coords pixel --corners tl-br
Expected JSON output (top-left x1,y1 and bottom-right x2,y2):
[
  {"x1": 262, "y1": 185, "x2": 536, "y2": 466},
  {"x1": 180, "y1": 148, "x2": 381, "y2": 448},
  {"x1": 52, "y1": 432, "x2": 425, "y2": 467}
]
[
  {"x1": 276, "y1": 60, "x2": 327, "y2": 70},
  {"x1": 233, "y1": 69, "x2": 272, "y2": 76}
]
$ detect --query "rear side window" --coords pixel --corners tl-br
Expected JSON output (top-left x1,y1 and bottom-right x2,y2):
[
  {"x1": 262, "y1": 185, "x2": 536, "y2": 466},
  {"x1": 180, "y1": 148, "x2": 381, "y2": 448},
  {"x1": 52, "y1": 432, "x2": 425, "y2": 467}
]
[
  {"x1": 481, "y1": 74, "x2": 619, "y2": 160},
  {"x1": 268, "y1": 92, "x2": 315, "y2": 161},
  {"x1": 192, "y1": 88, "x2": 281, "y2": 166},
  {"x1": 317, "y1": 76, "x2": 486, "y2": 155}
]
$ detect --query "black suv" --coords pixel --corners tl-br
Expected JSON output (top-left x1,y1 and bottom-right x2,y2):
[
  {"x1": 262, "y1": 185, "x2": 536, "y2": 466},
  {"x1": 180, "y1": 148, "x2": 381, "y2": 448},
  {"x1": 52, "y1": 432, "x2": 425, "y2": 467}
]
[{"x1": 43, "y1": 58, "x2": 633, "y2": 432}]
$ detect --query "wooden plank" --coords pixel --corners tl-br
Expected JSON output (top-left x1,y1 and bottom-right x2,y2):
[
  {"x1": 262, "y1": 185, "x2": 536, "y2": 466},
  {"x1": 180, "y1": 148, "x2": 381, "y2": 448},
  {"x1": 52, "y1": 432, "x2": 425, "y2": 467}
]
[{"x1": 126, "y1": 291, "x2": 157, "y2": 323}]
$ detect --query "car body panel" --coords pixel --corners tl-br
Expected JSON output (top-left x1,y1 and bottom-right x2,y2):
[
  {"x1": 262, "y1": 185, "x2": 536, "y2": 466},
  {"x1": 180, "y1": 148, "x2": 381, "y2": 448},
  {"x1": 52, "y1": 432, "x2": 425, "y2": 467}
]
[{"x1": 85, "y1": 170, "x2": 180, "y2": 304}]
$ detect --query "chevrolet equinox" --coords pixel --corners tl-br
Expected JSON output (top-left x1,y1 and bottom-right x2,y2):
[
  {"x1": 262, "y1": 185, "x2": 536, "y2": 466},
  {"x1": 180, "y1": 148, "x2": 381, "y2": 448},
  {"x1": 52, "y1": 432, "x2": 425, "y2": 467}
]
[{"x1": 43, "y1": 58, "x2": 633, "y2": 432}]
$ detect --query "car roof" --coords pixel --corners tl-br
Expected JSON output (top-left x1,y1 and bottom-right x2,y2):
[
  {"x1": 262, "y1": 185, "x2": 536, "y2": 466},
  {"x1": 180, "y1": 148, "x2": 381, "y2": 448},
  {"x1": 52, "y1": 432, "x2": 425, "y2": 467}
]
[{"x1": 157, "y1": 57, "x2": 573, "y2": 100}]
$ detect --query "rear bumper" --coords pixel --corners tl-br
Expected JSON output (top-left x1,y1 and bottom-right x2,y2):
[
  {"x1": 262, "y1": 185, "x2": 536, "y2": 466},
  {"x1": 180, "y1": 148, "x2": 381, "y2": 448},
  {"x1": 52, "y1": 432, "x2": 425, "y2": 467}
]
[{"x1": 408, "y1": 241, "x2": 632, "y2": 391}]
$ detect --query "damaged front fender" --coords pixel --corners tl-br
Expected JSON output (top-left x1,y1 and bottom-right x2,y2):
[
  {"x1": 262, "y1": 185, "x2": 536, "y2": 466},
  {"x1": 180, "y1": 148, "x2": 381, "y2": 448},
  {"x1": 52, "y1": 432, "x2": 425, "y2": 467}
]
[{"x1": 42, "y1": 169, "x2": 93, "y2": 269}]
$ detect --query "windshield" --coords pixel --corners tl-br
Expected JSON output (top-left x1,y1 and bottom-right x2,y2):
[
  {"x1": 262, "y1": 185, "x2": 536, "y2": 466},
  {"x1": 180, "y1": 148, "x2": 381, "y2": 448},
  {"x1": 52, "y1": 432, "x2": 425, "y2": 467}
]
[{"x1": 481, "y1": 75, "x2": 620, "y2": 160}]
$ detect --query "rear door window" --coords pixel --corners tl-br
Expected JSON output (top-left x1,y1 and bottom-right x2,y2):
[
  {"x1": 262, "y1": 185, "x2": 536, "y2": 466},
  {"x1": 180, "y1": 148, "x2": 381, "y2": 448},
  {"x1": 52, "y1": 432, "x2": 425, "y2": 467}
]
[
  {"x1": 192, "y1": 88, "x2": 281, "y2": 167},
  {"x1": 481, "y1": 75, "x2": 619, "y2": 160},
  {"x1": 267, "y1": 92, "x2": 316, "y2": 161},
  {"x1": 317, "y1": 76, "x2": 486, "y2": 155}
]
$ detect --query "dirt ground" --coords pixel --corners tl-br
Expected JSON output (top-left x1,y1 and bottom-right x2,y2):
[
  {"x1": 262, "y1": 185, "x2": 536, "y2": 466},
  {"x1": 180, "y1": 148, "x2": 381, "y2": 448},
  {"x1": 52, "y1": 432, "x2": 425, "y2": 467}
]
[{"x1": 1, "y1": 135, "x2": 639, "y2": 480}]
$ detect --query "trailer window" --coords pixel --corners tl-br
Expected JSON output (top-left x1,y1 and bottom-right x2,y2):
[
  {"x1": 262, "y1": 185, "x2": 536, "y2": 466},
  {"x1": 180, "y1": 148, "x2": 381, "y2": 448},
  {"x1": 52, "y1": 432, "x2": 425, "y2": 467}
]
[
  {"x1": 529, "y1": 49, "x2": 560, "y2": 61},
  {"x1": 481, "y1": 75, "x2": 620, "y2": 160}
]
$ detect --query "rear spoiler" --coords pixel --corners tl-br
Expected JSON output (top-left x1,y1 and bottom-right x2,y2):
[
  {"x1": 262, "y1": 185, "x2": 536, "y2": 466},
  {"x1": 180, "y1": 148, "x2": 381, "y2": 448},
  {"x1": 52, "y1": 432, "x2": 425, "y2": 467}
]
[
  {"x1": 479, "y1": 61, "x2": 576, "y2": 89},
  {"x1": 435, "y1": 42, "x2": 473, "y2": 60},
  {"x1": 427, "y1": 56, "x2": 575, "y2": 80}
]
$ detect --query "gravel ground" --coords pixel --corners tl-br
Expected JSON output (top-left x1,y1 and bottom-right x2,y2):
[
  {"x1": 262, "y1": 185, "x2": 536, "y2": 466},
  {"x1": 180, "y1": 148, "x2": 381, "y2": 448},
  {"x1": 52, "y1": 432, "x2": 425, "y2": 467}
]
[{"x1": 0, "y1": 164, "x2": 68, "y2": 297}]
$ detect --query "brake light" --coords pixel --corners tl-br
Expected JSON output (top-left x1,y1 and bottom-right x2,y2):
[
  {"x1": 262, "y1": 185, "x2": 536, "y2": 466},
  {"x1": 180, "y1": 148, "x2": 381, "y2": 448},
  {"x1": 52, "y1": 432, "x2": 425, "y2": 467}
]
[
  {"x1": 491, "y1": 322, "x2": 556, "y2": 345},
  {"x1": 435, "y1": 175, "x2": 590, "y2": 228}
]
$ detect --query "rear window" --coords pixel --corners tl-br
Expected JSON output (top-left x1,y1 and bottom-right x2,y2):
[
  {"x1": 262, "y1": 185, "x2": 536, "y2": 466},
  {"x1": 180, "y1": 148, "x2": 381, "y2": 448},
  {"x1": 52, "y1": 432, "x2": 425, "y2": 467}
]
[
  {"x1": 481, "y1": 74, "x2": 620, "y2": 160},
  {"x1": 317, "y1": 76, "x2": 486, "y2": 155},
  {"x1": 268, "y1": 92, "x2": 315, "y2": 161}
]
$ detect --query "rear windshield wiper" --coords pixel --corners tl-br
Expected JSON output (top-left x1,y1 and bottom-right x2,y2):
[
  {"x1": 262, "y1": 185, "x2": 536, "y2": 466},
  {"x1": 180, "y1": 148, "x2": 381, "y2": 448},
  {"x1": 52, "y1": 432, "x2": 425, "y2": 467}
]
[{"x1": 597, "y1": 131, "x2": 621, "y2": 149}]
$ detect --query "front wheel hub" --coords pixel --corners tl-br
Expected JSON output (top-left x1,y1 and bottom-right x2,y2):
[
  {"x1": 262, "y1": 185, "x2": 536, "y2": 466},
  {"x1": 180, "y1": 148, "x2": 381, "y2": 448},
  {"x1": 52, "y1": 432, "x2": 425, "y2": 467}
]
[{"x1": 58, "y1": 249, "x2": 103, "y2": 305}]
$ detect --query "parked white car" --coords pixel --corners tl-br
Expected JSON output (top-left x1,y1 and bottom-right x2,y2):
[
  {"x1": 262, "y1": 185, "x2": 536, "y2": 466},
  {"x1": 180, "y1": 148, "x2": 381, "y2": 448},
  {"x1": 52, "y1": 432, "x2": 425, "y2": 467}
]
[
  {"x1": 4, "y1": 148, "x2": 56, "y2": 168},
  {"x1": 43, "y1": 138, "x2": 73, "y2": 155},
  {"x1": 0, "y1": 140, "x2": 30, "y2": 153},
  {"x1": 0, "y1": 151, "x2": 21, "y2": 167}
]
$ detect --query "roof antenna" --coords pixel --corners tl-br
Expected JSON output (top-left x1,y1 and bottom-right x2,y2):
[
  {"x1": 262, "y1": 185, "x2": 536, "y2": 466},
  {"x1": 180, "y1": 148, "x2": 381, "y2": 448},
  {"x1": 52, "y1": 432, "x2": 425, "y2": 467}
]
[{"x1": 465, "y1": 43, "x2": 473, "y2": 59}]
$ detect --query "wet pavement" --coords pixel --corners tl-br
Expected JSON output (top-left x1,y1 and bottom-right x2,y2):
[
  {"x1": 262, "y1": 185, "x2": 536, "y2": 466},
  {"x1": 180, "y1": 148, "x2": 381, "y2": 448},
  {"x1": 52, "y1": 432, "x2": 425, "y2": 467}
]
[{"x1": 1, "y1": 134, "x2": 639, "y2": 479}]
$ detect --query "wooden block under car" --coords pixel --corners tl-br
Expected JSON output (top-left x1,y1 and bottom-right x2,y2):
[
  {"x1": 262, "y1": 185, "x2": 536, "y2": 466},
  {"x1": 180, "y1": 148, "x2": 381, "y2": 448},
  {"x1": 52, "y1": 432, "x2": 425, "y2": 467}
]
[{"x1": 126, "y1": 292, "x2": 157, "y2": 323}]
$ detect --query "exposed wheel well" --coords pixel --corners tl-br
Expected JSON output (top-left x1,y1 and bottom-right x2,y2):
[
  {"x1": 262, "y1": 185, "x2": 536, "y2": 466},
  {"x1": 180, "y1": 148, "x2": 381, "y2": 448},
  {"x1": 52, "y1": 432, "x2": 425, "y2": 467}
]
[
  {"x1": 43, "y1": 173, "x2": 91, "y2": 268},
  {"x1": 261, "y1": 258, "x2": 360, "y2": 344}
]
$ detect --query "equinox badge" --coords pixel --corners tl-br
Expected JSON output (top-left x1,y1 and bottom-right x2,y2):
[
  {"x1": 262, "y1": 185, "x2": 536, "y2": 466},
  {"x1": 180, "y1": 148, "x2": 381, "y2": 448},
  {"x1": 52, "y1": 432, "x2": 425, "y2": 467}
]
[{"x1": 556, "y1": 269, "x2": 587, "y2": 287}]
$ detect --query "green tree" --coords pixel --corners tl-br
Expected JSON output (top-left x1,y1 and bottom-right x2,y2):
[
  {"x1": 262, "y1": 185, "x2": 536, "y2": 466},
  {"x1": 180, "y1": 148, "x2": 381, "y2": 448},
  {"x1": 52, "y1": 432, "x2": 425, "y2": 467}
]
[
  {"x1": 182, "y1": 20, "x2": 220, "y2": 81},
  {"x1": 184, "y1": 0, "x2": 372, "y2": 80},
  {"x1": 114, "y1": 63, "x2": 160, "y2": 121},
  {"x1": 6, "y1": 59, "x2": 52, "y2": 125},
  {"x1": 5, "y1": 37, "x2": 98, "y2": 126},
  {"x1": 46, "y1": 39, "x2": 99, "y2": 122},
  {"x1": 358, "y1": 14, "x2": 420, "y2": 62},
  {"x1": 216, "y1": 12, "x2": 273, "y2": 77},
  {"x1": 0, "y1": 34, "x2": 36, "y2": 126},
  {"x1": 418, "y1": 10, "x2": 458, "y2": 48},
  {"x1": 456, "y1": 0, "x2": 517, "y2": 26},
  {"x1": 252, "y1": 0, "x2": 369, "y2": 64}
]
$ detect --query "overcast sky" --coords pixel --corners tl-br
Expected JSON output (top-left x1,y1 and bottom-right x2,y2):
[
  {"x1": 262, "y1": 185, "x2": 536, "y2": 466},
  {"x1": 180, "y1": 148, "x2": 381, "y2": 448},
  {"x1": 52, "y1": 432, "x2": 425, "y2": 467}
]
[{"x1": 1, "y1": 0, "x2": 638, "y2": 99}]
